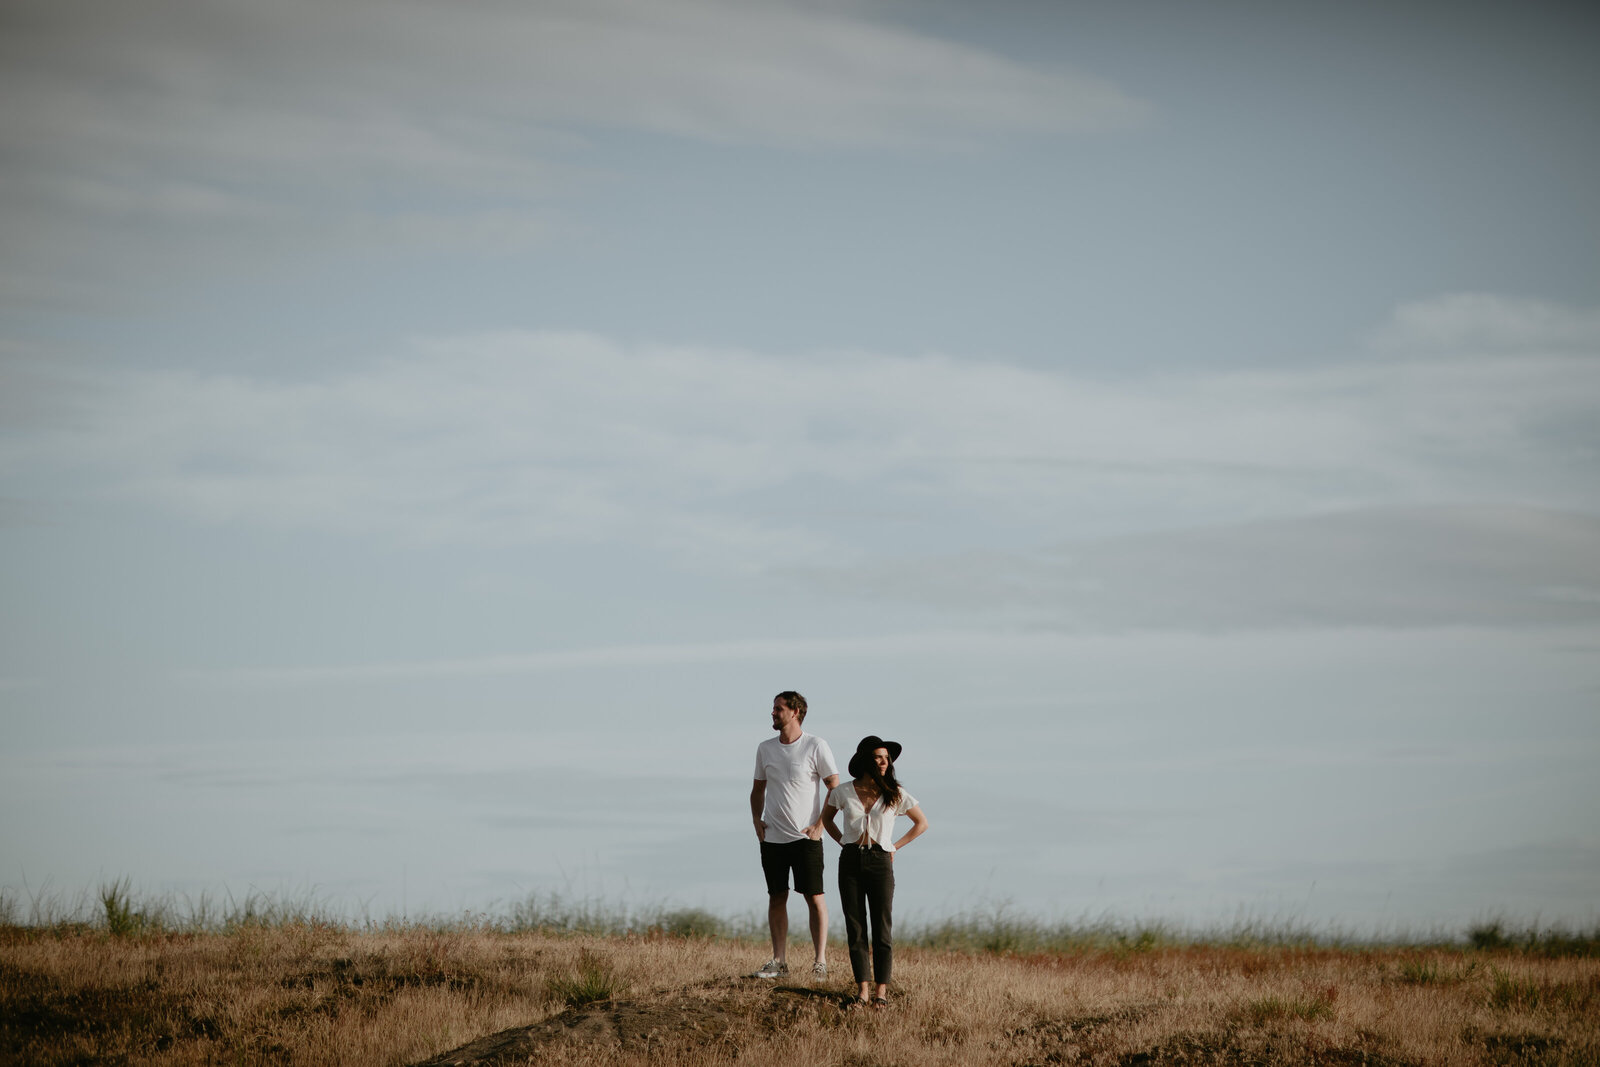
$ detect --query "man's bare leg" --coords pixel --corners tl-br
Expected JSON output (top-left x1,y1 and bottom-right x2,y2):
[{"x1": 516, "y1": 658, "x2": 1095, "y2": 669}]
[
  {"x1": 767, "y1": 892, "x2": 789, "y2": 962},
  {"x1": 806, "y1": 893, "x2": 828, "y2": 966}
]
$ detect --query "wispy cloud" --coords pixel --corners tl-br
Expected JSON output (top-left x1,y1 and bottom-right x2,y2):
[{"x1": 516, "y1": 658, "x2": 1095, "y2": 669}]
[
  {"x1": 1371, "y1": 293, "x2": 1600, "y2": 354},
  {"x1": 5, "y1": 0, "x2": 1145, "y2": 153},
  {"x1": 6, "y1": 302, "x2": 1597, "y2": 572},
  {"x1": 0, "y1": 0, "x2": 1144, "y2": 310},
  {"x1": 801, "y1": 505, "x2": 1600, "y2": 629}
]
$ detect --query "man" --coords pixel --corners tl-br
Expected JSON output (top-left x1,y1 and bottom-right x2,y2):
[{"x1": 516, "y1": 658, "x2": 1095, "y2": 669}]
[{"x1": 750, "y1": 690, "x2": 839, "y2": 979}]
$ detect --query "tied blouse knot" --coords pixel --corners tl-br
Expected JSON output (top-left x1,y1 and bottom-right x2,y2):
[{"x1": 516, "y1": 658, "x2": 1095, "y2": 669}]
[{"x1": 828, "y1": 782, "x2": 919, "y2": 851}]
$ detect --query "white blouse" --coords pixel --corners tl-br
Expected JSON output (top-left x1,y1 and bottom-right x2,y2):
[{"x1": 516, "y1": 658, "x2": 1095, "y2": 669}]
[{"x1": 827, "y1": 782, "x2": 920, "y2": 852}]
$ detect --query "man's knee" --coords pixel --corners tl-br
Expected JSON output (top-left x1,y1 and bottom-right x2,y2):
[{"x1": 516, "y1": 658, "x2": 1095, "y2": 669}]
[{"x1": 768, "y1": 892, "x2": 789, "y2": 907}]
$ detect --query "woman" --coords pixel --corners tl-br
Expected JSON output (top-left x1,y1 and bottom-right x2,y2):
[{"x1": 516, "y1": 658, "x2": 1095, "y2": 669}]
[{"x1": 822, "y1": 734, "x2": 929, "y2": 1007}]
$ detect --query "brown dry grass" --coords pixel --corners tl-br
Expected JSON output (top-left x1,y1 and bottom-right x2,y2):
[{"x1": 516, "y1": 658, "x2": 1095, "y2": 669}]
[{"x1": 3, "y1": 923, "x2": 1596, "y2": 1066}]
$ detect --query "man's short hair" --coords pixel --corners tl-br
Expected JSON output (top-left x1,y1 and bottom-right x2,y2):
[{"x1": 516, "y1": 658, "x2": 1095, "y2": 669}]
[{"x1": 774, "y1": 691, "x2": 807, "y2": 723}]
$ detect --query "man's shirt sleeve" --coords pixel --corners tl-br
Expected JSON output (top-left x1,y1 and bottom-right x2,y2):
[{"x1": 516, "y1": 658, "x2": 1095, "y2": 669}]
[
  {"x1": 753, "y1": 747, "x2": 767, "y2": 781},
  {"x1": 814, "y1": 738, "x2": 838, "y2": 781}
]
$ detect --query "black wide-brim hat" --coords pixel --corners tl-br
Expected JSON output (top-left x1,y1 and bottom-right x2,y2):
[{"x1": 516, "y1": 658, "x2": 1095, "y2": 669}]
[{"x1": 847, "y1": 734, "x2": 903, "y2": 779}]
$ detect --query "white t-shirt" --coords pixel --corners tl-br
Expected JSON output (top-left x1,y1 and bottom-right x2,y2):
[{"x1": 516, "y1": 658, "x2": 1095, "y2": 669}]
[
  {"x1": 826, "y1": 781, "x2": 920, "y2": 852},
  {"x1": 753, "y1": 732, "x2": 838, "y2": 844}
]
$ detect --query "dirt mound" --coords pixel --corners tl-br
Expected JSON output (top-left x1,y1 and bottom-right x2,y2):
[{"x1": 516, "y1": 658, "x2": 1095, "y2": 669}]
[
  {"x1": 411, "y1": 996, "x2": 735, "y2": 1065},
  {"x1": 413, "y1": 979, "x2": 858, "y2": 1066}
]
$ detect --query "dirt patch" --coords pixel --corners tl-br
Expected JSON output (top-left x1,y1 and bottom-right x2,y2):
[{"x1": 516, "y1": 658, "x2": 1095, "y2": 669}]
[
  {"x1": 413, "y1": 978, "x2": 860, "y2": 1066},
  {"x1": 412, "y1": 997, "x2": 736, "y2": 1065}
]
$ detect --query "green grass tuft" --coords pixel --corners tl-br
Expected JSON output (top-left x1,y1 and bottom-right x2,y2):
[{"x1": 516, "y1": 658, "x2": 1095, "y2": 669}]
[
  {"x1": 100, "y1": 878, "x2": 163, "y2": 937},
  {"x1": 1489, "y1": 968, "x2": 1544, "y2": 1012},
  {"x1": 545, "y1": 949, "x2": 626, "y2": 1007},
  {"x1": 1398, "y1": 956, "x2": 1440, "y2": 984}
]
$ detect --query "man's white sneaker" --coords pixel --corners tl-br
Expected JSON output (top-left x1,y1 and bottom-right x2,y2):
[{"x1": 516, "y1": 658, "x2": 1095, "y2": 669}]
[{"x1": 752, "y1": 958, "x2": 788, "y2": 979}]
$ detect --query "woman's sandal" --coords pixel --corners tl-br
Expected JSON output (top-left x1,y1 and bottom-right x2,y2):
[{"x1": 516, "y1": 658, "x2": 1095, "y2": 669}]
[{"x1": 871, "y1": 995, "x2": 889, "y2": 1008}]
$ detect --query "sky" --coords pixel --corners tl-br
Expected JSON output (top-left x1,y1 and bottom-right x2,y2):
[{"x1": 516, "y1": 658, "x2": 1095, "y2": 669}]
[{"x1": 2, "y1": 0, "x2": 1598, "y2": 933}]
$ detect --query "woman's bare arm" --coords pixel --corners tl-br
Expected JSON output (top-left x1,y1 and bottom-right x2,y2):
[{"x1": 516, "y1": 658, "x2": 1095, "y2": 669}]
[
  {"x1": 893, "y1": 805, "x2": 928, "y2": 852},
  {"x1": 821, "y1": 801, "x2": 844, "y2": 844}
]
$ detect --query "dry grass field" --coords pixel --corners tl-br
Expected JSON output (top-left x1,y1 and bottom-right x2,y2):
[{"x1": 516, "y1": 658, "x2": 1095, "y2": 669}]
[{"x1": 2, "y1": 894, "x2": 1596, "y2": 1066}]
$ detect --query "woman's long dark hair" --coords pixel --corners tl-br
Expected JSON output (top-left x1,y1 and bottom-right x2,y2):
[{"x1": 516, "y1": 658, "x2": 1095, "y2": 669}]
[{"x1": 860, "y1": 753, "x2": 902, "y2": 809}]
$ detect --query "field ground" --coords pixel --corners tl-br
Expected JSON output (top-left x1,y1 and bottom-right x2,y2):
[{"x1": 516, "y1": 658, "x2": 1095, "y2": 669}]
[
  {"x1": 0, "y1": 883, "x2": 1593, "y2": 1067},
  {"x1": 2, "y1": 903, "x2": 1597, "y2": 1066}
]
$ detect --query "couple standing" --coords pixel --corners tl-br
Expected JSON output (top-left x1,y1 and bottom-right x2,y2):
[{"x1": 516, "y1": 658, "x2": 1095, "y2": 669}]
[{"x1": 748, "y1": 690, "x2": 929, "y2": 1006}]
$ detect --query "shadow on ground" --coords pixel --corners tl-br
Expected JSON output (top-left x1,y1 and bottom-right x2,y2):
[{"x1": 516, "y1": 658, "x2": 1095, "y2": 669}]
[{"x1": 413, "y1": 977, "x2": 862, "y2": 1066}]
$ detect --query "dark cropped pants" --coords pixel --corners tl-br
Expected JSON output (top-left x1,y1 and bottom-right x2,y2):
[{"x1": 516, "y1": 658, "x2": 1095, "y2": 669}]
[{"x1": 838, "y1": 843, "x2": 894, "y2": 985}]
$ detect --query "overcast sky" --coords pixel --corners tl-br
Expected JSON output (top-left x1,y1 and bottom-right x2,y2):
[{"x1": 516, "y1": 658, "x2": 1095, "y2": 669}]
[{"x1": 3, "y1": 0, "x2": 1597, "y2": 932}]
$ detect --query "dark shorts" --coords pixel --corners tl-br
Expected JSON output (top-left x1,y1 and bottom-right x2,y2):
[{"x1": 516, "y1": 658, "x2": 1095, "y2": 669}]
[{"x1": 760, "y1": 838, "x2": 825, "y2": 897}]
